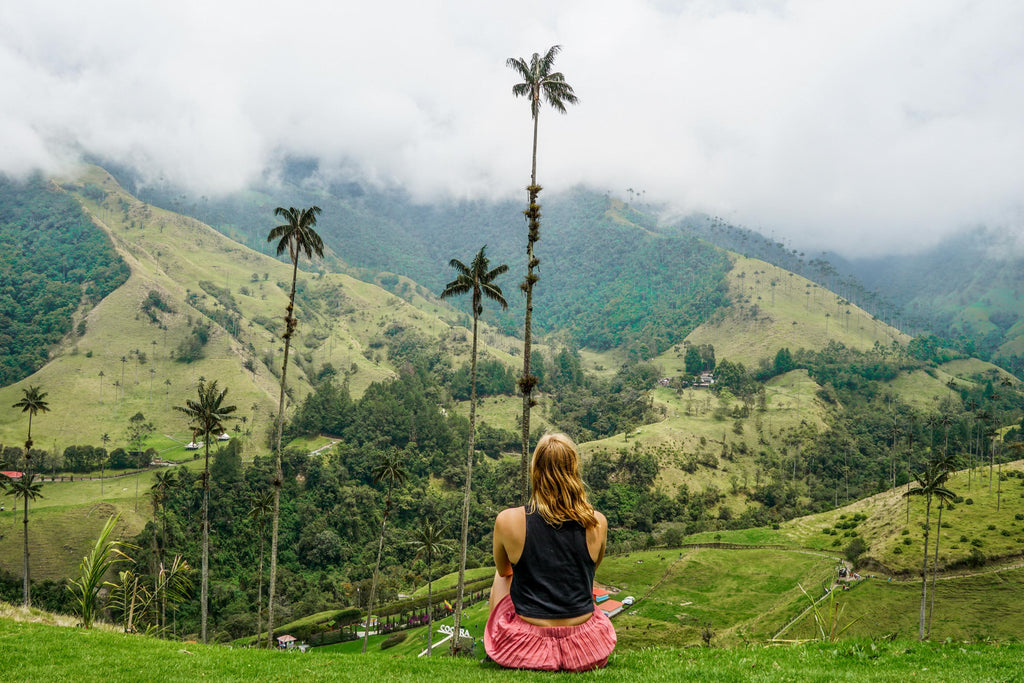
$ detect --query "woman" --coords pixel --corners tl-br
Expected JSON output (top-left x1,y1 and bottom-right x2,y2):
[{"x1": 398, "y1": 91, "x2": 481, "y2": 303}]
[{"x1": 484, "y1": 433, "x2": 616, "y2": 671}]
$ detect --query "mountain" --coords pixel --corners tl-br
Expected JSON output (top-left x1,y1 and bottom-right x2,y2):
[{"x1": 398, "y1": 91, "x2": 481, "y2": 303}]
[
  {"x1": 834, "y1": 228, "x2": 1024, "y2": 374},
  {"x1": 0, "y1": 165, "x2": 515, "y2": 450},
  {"x1": 107, "y1": 164, "x2": 734, "y2": 359}
]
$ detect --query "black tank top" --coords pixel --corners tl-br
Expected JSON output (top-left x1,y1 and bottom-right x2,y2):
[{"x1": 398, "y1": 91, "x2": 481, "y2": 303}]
[{"x1": 509, "y1": 510, "x2": 596, "y2": 619}]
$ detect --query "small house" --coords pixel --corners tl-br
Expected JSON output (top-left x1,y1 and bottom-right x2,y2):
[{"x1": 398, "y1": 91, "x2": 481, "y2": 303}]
[{"x1": 276, "y1": 634, "x2": 297, "y2": 649}]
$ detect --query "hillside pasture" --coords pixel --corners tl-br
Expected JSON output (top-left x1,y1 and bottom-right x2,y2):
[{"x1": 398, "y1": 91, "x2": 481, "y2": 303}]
[{"x1": 681, "y1": 256, "x2": 908, "y2": 369}]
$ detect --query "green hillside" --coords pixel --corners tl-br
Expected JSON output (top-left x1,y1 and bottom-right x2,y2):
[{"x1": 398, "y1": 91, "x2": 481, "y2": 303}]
[
  {"x1": 111, "y1": 167, "x2": 735, "y2": 359},
  {"x1": 681, "y1": 255, "x2": 909, "y2": 369},
  {"x1": 4, "y1": 611, "x2": 1023, "y2": 683},
  {"x1": 0, "y1": 166, "x2": 516, "y2": 450}
]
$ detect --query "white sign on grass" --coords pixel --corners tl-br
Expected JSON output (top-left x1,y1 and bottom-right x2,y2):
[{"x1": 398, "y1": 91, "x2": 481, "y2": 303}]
[{"x1": 437, "y1": 624, "x2": 470, "y2": 639}]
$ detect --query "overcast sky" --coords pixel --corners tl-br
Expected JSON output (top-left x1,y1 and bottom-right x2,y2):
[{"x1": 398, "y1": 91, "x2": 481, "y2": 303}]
[{"x1": 2, "y1": 0, "x2": 1022, "y2": 256}]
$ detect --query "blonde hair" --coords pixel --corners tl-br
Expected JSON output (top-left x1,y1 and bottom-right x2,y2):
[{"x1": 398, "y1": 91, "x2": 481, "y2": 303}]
[{"x1": 528, "y1": 433, "x2": 598, "y2": 529}]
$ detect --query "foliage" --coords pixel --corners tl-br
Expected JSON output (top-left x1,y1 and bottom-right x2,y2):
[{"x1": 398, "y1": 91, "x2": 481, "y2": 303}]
[
  {"x1": 66, "y1": 514, "x2": 134, "y2": 628},
  {"x1": 797, "y1": 582, "x2": 861, "y2": 642},
  {"x1": 0, "y1": 175, "x2": 128, "y2": 384}
]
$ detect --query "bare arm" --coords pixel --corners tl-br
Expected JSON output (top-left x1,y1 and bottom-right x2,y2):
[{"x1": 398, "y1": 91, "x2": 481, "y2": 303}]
[{"x1": 493, "y1": 507, "x2": 522, "y2": 577}]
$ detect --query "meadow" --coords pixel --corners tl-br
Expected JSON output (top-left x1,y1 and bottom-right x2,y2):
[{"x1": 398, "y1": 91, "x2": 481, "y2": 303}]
[{"x1": 2, "y1": 608, "x2": 1022, "y2": 683}]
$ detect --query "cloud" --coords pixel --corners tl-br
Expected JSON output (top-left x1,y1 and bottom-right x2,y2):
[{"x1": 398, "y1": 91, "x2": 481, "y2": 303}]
[{"x1": 2, "y1": 0, "x2": 1022, "y2": 255}]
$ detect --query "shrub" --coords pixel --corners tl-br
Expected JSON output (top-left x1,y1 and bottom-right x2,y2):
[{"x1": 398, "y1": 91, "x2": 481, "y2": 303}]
[
  {"x1": 971, "y1": 538, "x2": 984, "y2": 548},
  {"x1": 380, "y1": 632, "x2": 407, "y2": 650},
  {"x1": 965, "y1": 498, "x2": 974, "y2": 505},
  {"x1": 901, "y1": 529, "x2": 910, "y2": 535},
  {"x1": 988, "y1": 524, "x2": 997, "y2": 531},
  {"x1": 844, "y1": 537, "x2": 867, "y2": 565},
  {"x1": 903, "y1": 538, "x2": 912, "y2": 545},
  {"x1": 1016, "y1": 513, "x2": 1024, "y2": 521},
  {"x1": 893, "y1": 546, "x2": 903, "y2": 554}
]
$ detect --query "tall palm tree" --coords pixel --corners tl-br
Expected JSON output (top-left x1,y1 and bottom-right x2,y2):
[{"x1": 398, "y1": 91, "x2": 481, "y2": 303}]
[
  {"x1": 173, "y1": 380, "x2": 236, "y2": 643},
  {"x1": 506, "y1": 45, "x2": 578, "y2": 502},
  {"x1": 408, "y1": 519, "x2": 451, "y2": 656},
  {"x1": 926, "y1": 454, "x2": 958, "y2": 639},
  {"x1": 362, "y1": 450, "x2": 407, "y2": 654},
  {"x1": 904, "y1": 463, "x2": 953, "y2": 640},
  {"x1": 266, "y1": 205, "x2": 324, "y2": 647},
  {"x1": 440, "y1": 246, "x2": 508, "y2": 653},
  {"x1": 150, "y1": 470, "x2": 176, "y2": 566},
  {"x1": 248, "y1": 488, "x2": 274, "y2": 645},
  {"x1": 12, "y1": 385, "x2": 49, "y2": 469},
  {"x1": 6, "y1": 473, "x2": 44, "y2": 606},
  {"x1": 100, "y1": 433, "x2": 111, "y2": 495}
]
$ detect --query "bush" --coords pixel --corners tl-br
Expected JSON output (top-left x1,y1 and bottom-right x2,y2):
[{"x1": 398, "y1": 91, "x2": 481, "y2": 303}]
[
  {"x1": 380, "y1": 632, "x2": 407, "y2": 650},
  {"x1": 1015, "y1": 513, "x2": 1024, "y2": 521},
  {"x1": 843, "y1": 537, "x2": 868, "y2": 565},
  {"x1": 965, "y1": 498, "x2": 974, "y2": 505},
  {"x1": 893, "y1": 546, "x2": 903, "y2": 554}
]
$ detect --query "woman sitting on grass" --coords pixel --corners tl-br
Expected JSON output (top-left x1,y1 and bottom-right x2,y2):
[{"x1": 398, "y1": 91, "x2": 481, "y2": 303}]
[{"x1": 484, "y1": 433, "x2": 616, "y2": 672}]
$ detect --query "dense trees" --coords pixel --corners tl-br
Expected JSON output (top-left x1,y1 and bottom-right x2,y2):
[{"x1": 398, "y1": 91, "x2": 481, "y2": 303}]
[
  {"x1": 0, "y1": 176, "x2": 129, "y2": 385},
  {"x1": 361, "y1": 450, "x2": 407, "y2": 654}
]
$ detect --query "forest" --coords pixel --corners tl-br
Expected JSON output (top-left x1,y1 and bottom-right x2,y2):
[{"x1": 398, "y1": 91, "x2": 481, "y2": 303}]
[{"x1": 0, "y1": 176, "x2": 129, "y2": 385}]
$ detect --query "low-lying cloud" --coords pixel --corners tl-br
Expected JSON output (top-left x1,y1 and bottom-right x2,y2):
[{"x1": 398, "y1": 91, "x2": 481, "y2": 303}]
[{"x1": 2, "y1": 0, "x2": 1022, "y2": 256}]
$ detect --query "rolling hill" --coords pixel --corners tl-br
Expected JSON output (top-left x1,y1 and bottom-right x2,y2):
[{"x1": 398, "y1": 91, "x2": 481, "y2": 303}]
[{"x1": 0, "y1": 165, "x2": 518, "y2": 451}]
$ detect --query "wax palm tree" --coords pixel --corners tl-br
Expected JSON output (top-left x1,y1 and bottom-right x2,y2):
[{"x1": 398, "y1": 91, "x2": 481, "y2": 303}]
[
  {"x1": 150, "y1": 469, "x2": 176, "y2": 567},
  {"x1": 904, "y1": 463, "x2": 953, "y2": 640},
  {"x1": 408, "y1": 518, "x2": 452, "y2": 656},
  {"x1": 100, "y1": 432, "x2": 111, "y2": 495},
  {"x1": 12, "y1": 385, "x2": 49, "y2": 469},
  {"x1": 266, "y1": 205, "x2": 324, "y2": 646},
  {"x1": 6, "y1": 472, "x2": 44, "y2": 606},
  {"x1": 926, "y1": 454, "x2": 958, "y2": 638},
  {"x1": 248, "y1": 488, "x2": 275, "y2": 644},
  {"x1": 362, "y1": 450, "x2": 407, "y2": 654},
  {"x1": 173, "y1": 380, "x2": 236, "y2": 643},
  {"x1": 440, "y1": 246, "x2": 507, "y2": 653},
  {"x1": 507, "y1": 45, "x2": 577, "y2": 502}
]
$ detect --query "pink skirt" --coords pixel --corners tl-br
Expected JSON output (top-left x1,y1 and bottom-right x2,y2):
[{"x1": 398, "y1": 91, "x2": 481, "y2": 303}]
[{"x1": 484, "y1": 594, "x2": 616, "y2": 672}]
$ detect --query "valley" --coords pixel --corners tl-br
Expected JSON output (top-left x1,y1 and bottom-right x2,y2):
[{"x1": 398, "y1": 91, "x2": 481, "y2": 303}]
[{"x1": 1, "y1": 166, "x2": 1022, "y2": 652}]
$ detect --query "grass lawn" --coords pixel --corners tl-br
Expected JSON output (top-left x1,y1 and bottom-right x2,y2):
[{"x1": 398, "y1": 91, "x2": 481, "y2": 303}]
[
  {"x1": 599, "y1": 547, "x2": 836, "y2": 647},
  {"x1": 786, "y1": 567, "x2": 1024, "y2": 643},
  {"x1": 2, "y1": 609, "x2": 1023, "y2": 682}
]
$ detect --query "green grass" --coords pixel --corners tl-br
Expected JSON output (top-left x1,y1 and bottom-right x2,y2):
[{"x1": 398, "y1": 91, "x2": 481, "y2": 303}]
[
  {"x1": 680, "y1": 256, "x2": 909, "y2": 369},
  {"x1": 786, "y1": 567, "x2": 1024, "y2": 643},
  {"x1": 0, "y1": 502, "x2": 145, "y2": 581},
  {"x1": 2, "y1": 610, "x2": 1023, "y2": 682},
  {"x1": 598, "y1": 547, "x2": 836, "y2": 647},
  {"x1": 773, "y1": 459, "x2": 1024, "y2": 573}
]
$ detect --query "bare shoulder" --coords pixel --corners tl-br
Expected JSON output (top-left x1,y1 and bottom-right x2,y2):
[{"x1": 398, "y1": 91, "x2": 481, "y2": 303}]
[
  {"x1": 495, "y1": 506, "x2": 525, "y2": 529},
  {"x1": 594, "y1": 509, "x2": 608, "y2": 529}
]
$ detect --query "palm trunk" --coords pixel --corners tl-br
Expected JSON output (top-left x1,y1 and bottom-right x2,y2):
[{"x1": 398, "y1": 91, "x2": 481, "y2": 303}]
[
  {"x1": 268, "y1": 255, "x2": 299, "y2": 648},
  {"x1": 453, "y1": 311, "x2": 479, "y2": 655},
  {"x1": 519, "y1": 110, "x2": 541, "y2": 504},
  {"x1": 22, "y1": 496, "x2": 30, "y2": 607},
  {"x1": 918, "y1": 496, "x2": 931, "y2": 640},
  {"x1": 201, "y1": 440, "x2": 210, "y2": 643},
  {"x1": 425, "y1": 555, "x2": 434, "y2": 655},
  {"x1": 256, "y1": 534, "x2": 265, "y2": 644},
  {"x1": 362, "y1": 488, "x2": 392, "y2": 653},
  {"x1": 927, "y1": 502, "x2": 943, "y2": 637}
]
